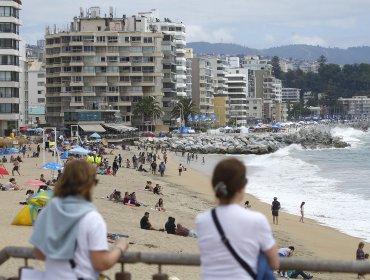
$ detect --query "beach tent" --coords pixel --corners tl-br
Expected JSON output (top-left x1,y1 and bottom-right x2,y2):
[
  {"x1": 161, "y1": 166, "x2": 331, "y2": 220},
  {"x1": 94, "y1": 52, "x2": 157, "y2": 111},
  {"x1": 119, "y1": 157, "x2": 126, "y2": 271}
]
[
  {"x1": 12, "y1": 191, "x2": 53, "y2": 226},
  {"x1": 89, "y1": 132, "x2": 101, "y2": 139},
  {"x1": 69, "y1": 146, "x2": 91, "y2": 155}
]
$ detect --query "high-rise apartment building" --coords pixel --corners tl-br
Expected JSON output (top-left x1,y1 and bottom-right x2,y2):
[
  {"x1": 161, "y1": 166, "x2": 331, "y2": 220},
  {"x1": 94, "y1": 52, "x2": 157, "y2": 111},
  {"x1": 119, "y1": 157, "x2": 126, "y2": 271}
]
[
  {"x1": 138, "y1": 10, "x2": 187, "y2": 126},
  {"x1": 45, "y1": 7, "x2": 163, "y2": 129},
  {"x1": 226, "y1": 71, "x2": 248, "y2": 125},
  {"x1": 0, "y1": 0, "x2": 22, "y2": 135},
  {"x1": 191, "y1": 57, "x2": 214, "y2": 115}
]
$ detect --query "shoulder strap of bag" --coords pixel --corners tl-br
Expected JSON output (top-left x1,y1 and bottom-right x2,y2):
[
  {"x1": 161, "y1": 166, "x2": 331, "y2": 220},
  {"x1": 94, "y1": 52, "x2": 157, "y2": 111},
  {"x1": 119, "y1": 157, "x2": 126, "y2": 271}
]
[{"x1": 211, "y1": 208, "x2": 257, "y2": 280}]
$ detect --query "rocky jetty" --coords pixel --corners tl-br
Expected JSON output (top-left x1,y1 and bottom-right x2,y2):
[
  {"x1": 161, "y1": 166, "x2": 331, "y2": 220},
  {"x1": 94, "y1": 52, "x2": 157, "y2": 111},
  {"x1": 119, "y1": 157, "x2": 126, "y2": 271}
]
[{"x1": 138, "y1": 127, "x2": 350, "y2": 155}]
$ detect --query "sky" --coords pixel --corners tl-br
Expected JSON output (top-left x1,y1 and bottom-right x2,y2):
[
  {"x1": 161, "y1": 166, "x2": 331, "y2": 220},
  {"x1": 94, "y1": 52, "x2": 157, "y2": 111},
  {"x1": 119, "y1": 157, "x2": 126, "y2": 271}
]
[{"x1": 21, "y1": 0, "x2": 370, "y2": 49}]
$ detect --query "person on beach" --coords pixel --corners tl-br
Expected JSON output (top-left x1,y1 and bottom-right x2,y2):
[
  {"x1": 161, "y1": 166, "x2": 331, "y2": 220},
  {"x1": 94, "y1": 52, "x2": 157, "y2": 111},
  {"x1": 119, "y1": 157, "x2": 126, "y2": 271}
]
[
  {"x1": 3, "y1": 178, "x2": 21, "y2": 191},
  {"x1": 12, "y1": 159, "x2": 20, "y2": 176},
  {"x1": 145, "y1": 181, "x2": 153, "y2": 191},
  {"x1": 278, "y1": 246, "x2": 295, "y2": 278},
  {"x1": 202, "y1": 157, "x2": 205, "y2": 165},
  {"x1": 153, "y1": 184, "x2": 163, "y2": 195},
  {"x1": 287, "y1": 270, "x2": 313, "y2": 279},
  {"x1": 137, "y1": 164, "x2": 148, "y2": 172},
  {"x1": 178, "y1": 164, "x2": 183, "y2": 176},
  {"x1": 299, "y1": 202, "x2": 305, "y2": 223},
  {"x1": 357, "y1": 242, "x2": 366, "y2": 279},
  {"x1": 159, "y1": 162, "x2": 166, "y2": 177},
  {"x1": 155, "y1": 198, "x2": 166, "y2": 212},
  {"x1": 196, "y1": 158, "x2": 279, "y2": 280},
  {"x1": 271, "y1": 197, "x2": 281, "y2": 225},
  {"x1": 244, "y1": 200, "x2": 251, "y2": 208},
  {"x1": 40, "y1": 174, "x2": 46, "y2": 183},
  {"x1": 165, "y1": 217, "x2": 176, "y2": 234},
  {"x1": 151, "y1": 161, "x2": 157, "y2": 175},
  {"x1": 30, "y1": 160, "x2": 128, "y2": 280},
  {"x1": 140, "y1": 212, "x2": 157, "y2": 230}
]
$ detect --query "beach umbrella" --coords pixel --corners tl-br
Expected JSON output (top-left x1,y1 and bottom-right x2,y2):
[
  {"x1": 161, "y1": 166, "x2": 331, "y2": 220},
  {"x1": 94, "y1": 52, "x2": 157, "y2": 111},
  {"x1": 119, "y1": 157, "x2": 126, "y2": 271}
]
[
  {"x1": 42, "y1": 162, "x2": 63, "y2": 170},
  {"x1": 25, "y1": 180, "x2": 47, "y2": 187},
  {"x1": 69, "y1": 146, "x2": 91, "y2": 155},
  {"x1": 89, "y1": 132, "x2": 101, "y2": 139},
  {"x1": 60, "y1": 151, "x2": 69, "y2": 159},
  {"x1": 0, "y1": 167, "x2": 9, "y2": 175},
  {"x1": 35, "y1": 128, "x2": 44, "y2": 132}
]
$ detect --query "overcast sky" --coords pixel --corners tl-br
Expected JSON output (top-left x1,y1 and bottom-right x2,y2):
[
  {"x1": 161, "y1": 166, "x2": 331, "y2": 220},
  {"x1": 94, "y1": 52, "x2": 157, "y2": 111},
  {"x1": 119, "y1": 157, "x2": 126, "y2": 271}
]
[{"x1": 21, "y1": 0, "x2": 370, "y2": 49}]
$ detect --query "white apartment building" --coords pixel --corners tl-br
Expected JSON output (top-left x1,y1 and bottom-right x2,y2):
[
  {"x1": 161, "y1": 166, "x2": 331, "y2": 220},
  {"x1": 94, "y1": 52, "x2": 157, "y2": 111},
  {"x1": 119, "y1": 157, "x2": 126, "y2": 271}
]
[
  {"x1": 185, "y1": 48, "x2": 193, "y2": 97},
  {"x1": 226, "y1": 71, "x2": 247, "y2": 125},
  {"x1": 338, "y1": 96, "x2": 370, "y2": 118},
  {"x1": 45, "y1": 7, "x2": 164, "y2": 129},
  {"x1": 0, "y1": 0, "x2": 22, "y2": 135},
  {"x1": 282, "y1": 88, "x2": 300, "y2": 103},
  {"x1": 228, "y1": 56, "x2": 240, "y2": 68},
  {"x1": 263, "y1": 75, "x2": 282, "y2": 102},
  {"x1": 138, "y1": 9, "x2": 187, "y2": 126},
  {"x1": 25, "y1": 59, "x2": 46, "y2": 125},
  {"x1": 209, "y1": 57, "x2": 228, "y2": 95}
]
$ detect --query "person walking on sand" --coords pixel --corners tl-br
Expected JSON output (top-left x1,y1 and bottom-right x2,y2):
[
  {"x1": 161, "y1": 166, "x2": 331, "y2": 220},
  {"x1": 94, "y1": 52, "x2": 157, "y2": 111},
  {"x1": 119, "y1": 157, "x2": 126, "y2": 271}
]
[
  {"x1": 271, "y1": 197, "x2": 281, "y2": 225},
  {"x1": 299, "y1": 201, "x2": 305, "y2": 223},
  {"x1": 178, "y1": 164, "x2": 183, "y2": 176},
  {"x1": 202, "y1": 156, "x2": 205, "y2": 165},
  {"x1": 30, "y1": 160, "x2": 128, "y2": 280},
  {"x1": 357, "y1": 242, "x2": 366, "y2": 279},
  {"x1": 12, "y1": 159, "x2": 20, "y2": 176},
  {"x1": 196, "y1": 158, "x2": 279, "y2": 279}
]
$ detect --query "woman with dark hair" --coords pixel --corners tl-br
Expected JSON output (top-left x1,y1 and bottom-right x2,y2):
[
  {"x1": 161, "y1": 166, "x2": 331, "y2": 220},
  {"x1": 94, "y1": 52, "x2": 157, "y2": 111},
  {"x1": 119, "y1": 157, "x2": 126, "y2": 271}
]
[
  {"x1": 165, "y1": 217, "x2": 176, "y2": 234},
  {"x1": 30, "y1": 160, "x2": 128, "y2": 280},
  {"x1": 155, "y1": 198, "x2": 166, "y2": 212},
  {"x1": 196, "y1": 158, "x2": 279, "y2": 280},
  {"x1": 299, "y1": 202, "x2": 305, "y2": 223}
]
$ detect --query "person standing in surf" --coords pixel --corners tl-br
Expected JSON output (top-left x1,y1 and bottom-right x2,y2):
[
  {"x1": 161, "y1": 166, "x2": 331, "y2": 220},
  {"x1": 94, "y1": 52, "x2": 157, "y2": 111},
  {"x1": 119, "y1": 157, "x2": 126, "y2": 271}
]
[
  {"x1": 271, "y1": 197, "x2": 281, "y2": 225},
  {"x1": 299, "y1": 202, "x2": 305, "y2": 223}
]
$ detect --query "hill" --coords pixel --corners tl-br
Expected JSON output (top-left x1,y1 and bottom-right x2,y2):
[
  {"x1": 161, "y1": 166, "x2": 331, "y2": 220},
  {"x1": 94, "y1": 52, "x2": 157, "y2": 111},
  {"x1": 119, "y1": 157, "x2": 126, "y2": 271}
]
[{"x1": 187, "y1": 42, "x2": 370, "y2": 65}]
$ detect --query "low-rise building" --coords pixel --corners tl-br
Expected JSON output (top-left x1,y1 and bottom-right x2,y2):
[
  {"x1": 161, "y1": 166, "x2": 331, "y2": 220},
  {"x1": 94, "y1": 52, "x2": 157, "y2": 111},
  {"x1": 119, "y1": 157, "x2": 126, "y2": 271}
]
[{"x1": 338, "y1": 96, "x2": 370, "y2": 118}]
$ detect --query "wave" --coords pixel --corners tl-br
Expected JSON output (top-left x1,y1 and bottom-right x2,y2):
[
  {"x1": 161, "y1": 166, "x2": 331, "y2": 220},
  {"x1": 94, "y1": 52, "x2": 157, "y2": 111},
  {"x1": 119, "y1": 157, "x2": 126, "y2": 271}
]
[
  {"x1": 242, "y1": 144, "x2": 370, "y2": 242},
  {"x1": 331, "y1": 127, "x2": 367, "y2": 146}
]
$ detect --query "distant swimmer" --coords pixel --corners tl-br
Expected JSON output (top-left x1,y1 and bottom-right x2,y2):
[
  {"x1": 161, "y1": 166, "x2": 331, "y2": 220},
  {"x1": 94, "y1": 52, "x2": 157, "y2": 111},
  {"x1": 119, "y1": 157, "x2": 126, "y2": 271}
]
[
  {"x1": 271, "y1": 197, "x2": 281, "y2": 225},
  {"x1": 299, "y1": 201, "x2": 305, "y2": 223}
]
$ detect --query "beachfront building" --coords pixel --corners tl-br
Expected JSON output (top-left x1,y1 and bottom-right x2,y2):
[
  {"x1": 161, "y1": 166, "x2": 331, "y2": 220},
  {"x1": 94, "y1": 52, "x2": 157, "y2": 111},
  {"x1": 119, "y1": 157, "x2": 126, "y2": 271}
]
[
  {"x1": 138, "y1": 10, "x2": 187, "y2": 126},
  {"x1": 24, "y1": 58, "x2": 46, "y2": 126},
  {"x1": 184, "y1": 48, "x2": 193, "y2": 98},
  {"x1": 45, "y1": 7, "x2": 163, "y2": 129},
  {"x1": 338, "y1": 96, "x2": 370, "y2": 119},
  {"x1": 282, "y1": 88, "x2": 300, "y2": 103},
  {"x1": 225, "y1": 71, "x2": 248, "y2": 126},
  {"x1": 209, "y1": 57, "x2": 229, "y2": 96},
  {"x1": 0, "y1": 0, "x2": 22, "y2": 135},
  {"x1": 213, "y1": 94, "x2": 229, "y2": 126},
  {"x1": 191, "y1": 57, "x2": 214, "y2": 115}
]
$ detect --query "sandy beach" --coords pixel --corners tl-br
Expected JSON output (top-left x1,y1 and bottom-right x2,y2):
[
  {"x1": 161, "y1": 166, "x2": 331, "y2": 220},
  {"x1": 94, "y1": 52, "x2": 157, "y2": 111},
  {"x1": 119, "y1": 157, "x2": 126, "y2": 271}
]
[{"x1": 0, "y1": 144, "x2": 366, "y2": 279}]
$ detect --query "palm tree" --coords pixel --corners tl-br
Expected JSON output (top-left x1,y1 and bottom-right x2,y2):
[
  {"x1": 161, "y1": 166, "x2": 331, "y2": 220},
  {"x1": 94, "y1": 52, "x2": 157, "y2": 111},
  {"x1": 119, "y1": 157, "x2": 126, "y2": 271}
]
[
  {"x1": 132, "y1": 96, "x2": 163, "y2": 125},
  {"x1": 171, "y1": 97, "x2": 198, "y2": 126}
]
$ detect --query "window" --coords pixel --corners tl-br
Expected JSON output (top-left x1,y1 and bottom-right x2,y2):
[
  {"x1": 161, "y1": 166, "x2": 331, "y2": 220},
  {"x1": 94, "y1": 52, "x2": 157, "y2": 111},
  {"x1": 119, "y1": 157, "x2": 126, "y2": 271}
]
[
  {"x1": 0, "y1": 71, "x2": 18, "y2": 81},
  {"x1": 0, "y1": 87, "x2": 18, "y2": 98},
  {"x1": 0, "y1": 55, "x2": 18, "y2": 65},
  {"x1": 83, "y1": 46, "x2": 95, "y2": 52},
  {"x1": 37, "y1": 82, "x2": 45, "y2": 86},
  {"x1": 107, "y1": 36, "x2": 118, "y2": 43},
  {"x1": 131, "y1": 36, "x2": 141, "y2": 42},
  {"x1": 143, "y1": 37, "x2": 153, "y2": 43},
  {"x1": 37, "y1": 73, "x2": 45, "y2": 78},
  {"x1": 0, "y1": 103, "x2": 19, "y2": 113},
  {"x1": 38, "y1": 90, "x2": 43, "y2": 95},
  {"x1": 38, "y1": 98, "x2": 45, "y2": 103},
  {"x1": 0, "y1": 39, "x2": 18, "y2": 49},
  {"x1": 96, "y1": 36, "x2": 105, "y2": 42}
]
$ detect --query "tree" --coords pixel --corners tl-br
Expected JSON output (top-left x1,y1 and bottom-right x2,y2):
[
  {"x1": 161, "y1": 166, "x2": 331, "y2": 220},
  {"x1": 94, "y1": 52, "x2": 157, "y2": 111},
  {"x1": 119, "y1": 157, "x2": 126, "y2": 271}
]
[
  {"x1": 271, "y1": 56, "x2": 282, "y2": 79},
  {"x1": 170, "y1": 97, "x2": 198, "y2": 126},
  {"x1": 132, "y1": 96, "x2": 162, "y2": 125}
]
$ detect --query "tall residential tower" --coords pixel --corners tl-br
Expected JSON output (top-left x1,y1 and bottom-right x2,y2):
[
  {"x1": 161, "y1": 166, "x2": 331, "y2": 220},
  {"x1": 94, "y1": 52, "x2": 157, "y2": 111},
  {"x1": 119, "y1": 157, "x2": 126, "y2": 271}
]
[{"x1": 0, "y1": 0, "x2": 22, "y2": 134}]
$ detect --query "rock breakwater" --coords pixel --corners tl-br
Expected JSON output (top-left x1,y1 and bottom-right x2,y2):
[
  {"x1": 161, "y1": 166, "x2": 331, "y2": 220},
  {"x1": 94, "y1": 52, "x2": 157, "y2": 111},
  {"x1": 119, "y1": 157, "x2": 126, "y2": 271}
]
[{"x1": 138, "y1": 127, "x2": 350, "y2": 155}]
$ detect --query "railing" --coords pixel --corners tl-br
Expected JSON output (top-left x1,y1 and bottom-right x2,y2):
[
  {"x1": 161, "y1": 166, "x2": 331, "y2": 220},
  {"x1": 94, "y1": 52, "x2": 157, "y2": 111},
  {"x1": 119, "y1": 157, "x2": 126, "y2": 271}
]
[{"x1": 1, "y1": 247, "x2": 370, "y2": 279}]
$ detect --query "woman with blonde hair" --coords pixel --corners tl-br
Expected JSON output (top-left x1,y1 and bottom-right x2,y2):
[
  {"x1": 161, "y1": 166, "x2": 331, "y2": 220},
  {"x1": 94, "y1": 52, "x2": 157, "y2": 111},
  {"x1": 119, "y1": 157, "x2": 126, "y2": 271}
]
[
  {"x1": 196, "y1": 158, "x2": 279, "y2": 280},
  {"x1": 30, "y1": 160, "x2": 128, "y2": 280}
]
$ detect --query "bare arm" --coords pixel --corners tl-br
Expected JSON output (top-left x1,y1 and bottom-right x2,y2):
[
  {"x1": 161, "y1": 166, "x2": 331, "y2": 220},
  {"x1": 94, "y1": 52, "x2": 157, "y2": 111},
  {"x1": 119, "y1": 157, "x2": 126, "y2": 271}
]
[
  {"x1": 90, "y1": 239, "x2": 128, "y2": 271},
  {"x1": 264, "y1": 245, "x2": 279, "y2": 270},
  {"x1": 34, "y1": 247, "x2": 46, "y2": 261}
]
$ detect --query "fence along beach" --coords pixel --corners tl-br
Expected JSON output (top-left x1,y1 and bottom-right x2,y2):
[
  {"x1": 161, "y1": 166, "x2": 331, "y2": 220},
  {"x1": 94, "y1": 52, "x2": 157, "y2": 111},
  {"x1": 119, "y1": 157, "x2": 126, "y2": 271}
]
[{"x1": 0, "y1": 142, "x2": 367, "y2": 279}]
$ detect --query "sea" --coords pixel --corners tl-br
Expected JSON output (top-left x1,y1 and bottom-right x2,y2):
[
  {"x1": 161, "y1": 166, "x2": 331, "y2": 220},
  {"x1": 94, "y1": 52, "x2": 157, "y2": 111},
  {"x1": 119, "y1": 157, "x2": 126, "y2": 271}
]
[{"x1": 176, "y1": 126, "x2": 370, "y2": 242}]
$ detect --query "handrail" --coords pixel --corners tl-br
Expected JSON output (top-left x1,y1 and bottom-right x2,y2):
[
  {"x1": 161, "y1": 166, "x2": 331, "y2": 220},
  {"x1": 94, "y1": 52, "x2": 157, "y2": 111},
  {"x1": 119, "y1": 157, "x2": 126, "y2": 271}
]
[{"x1": 2, "y1": 246, "x2": 370, "y2": 274}]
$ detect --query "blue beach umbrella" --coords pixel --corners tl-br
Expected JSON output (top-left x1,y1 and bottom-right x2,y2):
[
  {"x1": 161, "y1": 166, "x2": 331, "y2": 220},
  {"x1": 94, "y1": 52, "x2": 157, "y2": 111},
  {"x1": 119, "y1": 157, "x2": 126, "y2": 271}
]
[{"x1": 42, "y1": 162, "x2": 63, "y2": 171}]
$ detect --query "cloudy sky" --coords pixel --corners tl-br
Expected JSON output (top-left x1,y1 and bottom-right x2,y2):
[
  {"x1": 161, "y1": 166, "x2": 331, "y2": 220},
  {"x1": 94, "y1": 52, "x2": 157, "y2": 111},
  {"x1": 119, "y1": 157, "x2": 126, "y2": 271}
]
[{"x1": 22, "y1": 0, "x2": 370, "y2": 49}]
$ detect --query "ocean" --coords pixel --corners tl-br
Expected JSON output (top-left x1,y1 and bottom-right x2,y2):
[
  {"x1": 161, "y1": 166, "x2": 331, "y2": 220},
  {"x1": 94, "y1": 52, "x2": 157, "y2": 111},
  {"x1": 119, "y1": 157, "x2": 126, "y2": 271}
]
[{"x1": 176, "y1": 127, "x2": 370, "y2": 242}]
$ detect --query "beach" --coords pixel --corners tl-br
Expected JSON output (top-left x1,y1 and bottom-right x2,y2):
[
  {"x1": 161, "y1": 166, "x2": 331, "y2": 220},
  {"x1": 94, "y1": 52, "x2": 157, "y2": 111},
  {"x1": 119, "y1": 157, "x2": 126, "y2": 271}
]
[{"x1": 0, "y1": 144, "x2": 366, "y2": 279}]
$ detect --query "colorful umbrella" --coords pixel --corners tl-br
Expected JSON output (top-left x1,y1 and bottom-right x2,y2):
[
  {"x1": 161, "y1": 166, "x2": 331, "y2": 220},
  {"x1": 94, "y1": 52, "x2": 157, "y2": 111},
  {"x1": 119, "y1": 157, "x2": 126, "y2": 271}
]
[
  {"x1": 25, "y1": 180, "x2": 47, "y2": 186},
  {"x1": 0, "y1": 167, "x2": 9, "y2": 175},
  {"x1": 42, "y1": 162, "x2": 63, "y2": 170}
]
